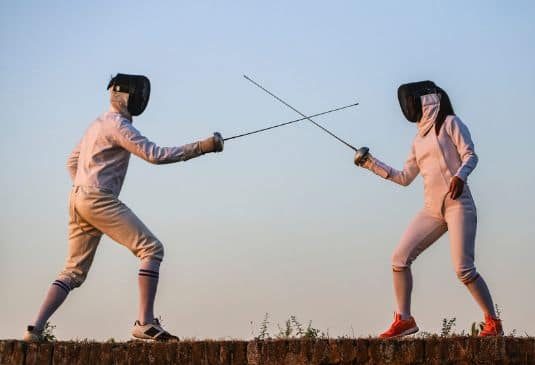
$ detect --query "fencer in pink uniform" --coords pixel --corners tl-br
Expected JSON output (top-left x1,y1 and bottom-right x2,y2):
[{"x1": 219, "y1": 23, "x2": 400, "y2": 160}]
[{"x1": 355, "y1": 81, "x2": 503, "y2": 338}]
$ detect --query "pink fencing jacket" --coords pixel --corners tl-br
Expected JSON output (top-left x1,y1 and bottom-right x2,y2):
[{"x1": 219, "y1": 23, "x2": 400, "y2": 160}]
[
  {"x1": 363, "y1": 94, "x2": 478, "y2": 217},
  {"x1": 67, "y1": 111, "x2": 203, "y2": 196}
]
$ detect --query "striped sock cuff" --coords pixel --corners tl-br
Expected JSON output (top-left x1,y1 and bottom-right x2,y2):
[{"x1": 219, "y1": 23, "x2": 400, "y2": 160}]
[
  {"x1": 52, "y1": 280, "x2": 71, "y2": 294},
  {"x1": 139, "y1": 269, "x2": 159, "y2": 279}
]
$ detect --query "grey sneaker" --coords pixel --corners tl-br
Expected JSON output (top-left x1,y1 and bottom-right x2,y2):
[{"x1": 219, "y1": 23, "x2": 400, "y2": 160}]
[
  {"x1": 23, "y1": 326, "x2": 45, "y2": 342},
  {"x1": 131, "y1": 318, "x2": 179, "y2": 341}
]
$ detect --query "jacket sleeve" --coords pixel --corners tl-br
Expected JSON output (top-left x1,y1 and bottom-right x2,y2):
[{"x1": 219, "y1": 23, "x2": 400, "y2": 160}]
[
  {"x1": 446, "y1": 117, "x2": 478, "y2": 182},
  {"x1": 66, "y1": 142, "x2": 81, "y2": 181},
  {"x1": 363, "y1": 144, "x2": 420, "y2": 186},
  {"x1": 112, "y1": 119, "x2": 203, "y2": 164}
]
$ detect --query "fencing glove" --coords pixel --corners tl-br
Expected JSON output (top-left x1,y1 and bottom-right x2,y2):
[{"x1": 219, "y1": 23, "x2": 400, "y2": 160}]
[{"x1": 199, "y1": 132, "x2": 224, "y2": 154}]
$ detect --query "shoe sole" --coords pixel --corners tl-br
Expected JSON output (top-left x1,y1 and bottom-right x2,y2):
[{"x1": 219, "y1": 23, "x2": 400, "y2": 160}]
[
  {"x1": 131, "y1": 336, "x2": 179, "y2": 342},
  {"x1": 131, "y1": 337, "x2": 153, "y2": 342}
]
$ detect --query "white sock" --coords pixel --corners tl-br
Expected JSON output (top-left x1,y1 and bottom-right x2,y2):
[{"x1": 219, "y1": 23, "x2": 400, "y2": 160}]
[
  {"x1": 393, "y1": 268, "x2": 412, "y2": 320},
  {"x1": 33, "y1": 280, "x2": 70, "y2": 331},
  {"x1": 138, "y1": 260, "x2": 161, "y2": 325}
]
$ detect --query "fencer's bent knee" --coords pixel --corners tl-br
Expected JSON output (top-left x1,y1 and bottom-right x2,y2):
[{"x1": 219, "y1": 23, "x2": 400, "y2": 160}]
[
  {"x1": 57, "y1": 271, "x2": 86, "y2": 290},
  {"x1": 137, "y1": 238, "x2": 164, "y2": 262},
  {"x1": 391, "y1": 250, "x2": 412, "y2": 271},
  {"x1": 456, "y1": 267, "x2": 479, "y2": 285},
  {"x1": 151, "y1": 240, "x2": 164, "y2": 261}
]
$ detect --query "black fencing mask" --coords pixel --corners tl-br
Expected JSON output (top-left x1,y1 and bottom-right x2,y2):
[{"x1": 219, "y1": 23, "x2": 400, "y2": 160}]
[
  {"x1": 107, "y1": 73, "x2": 151, "y2": 116},
  {"x1": 397, "y1": 81, "x2": 438, "y2": 123}
]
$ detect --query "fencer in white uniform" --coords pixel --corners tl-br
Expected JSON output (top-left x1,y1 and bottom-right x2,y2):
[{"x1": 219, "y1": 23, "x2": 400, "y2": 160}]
[
  {"x1": 355, "y1": 81, "x2": 503, "y2": 338},
  {"x1": 24, "y1": 73, "x2": 224, "y2": 342}
]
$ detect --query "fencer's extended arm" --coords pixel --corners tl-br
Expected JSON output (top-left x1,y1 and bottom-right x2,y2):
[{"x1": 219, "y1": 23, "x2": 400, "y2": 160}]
[
  {"x1": 446, "y1": 117, "x2": 478, "y2": 182},
  {"x1": 112, "y1": 120, "x2": 204, "y2": 164},
  {"x1": 66, "y1": 141, "x2": 81, "y2": 181},
  {"x1": 362, "y1": 145, "x2": 420, "y2": 186}
]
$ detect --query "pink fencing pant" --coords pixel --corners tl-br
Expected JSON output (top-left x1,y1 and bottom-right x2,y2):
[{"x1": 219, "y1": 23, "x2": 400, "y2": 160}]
[{"x1": 391, "y1": 196, "x2": 479, "y2": 284}]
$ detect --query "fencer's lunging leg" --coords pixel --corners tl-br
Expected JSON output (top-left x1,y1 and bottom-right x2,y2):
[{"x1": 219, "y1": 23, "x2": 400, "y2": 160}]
[
  {"x1": 32, "y1": 281, "x2": 70, "y2": 331},
  {"x1": 32, "y1": 189, "x2": 102, "y2": 331},
  {"x1": 138, "y1": 259, "x2": 161, "y2": 324},
  {"x1": 392, "y1": 211, "x2": 447, "y2": 319}
]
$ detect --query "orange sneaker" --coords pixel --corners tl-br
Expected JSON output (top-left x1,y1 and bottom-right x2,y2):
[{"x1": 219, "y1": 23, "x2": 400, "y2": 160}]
[
  {"x1": 379, "y1": 313, "x2": 419, "y2": 338},
  {"x1": 479, "y1": 314, "x2": 504, "y2": 337}
]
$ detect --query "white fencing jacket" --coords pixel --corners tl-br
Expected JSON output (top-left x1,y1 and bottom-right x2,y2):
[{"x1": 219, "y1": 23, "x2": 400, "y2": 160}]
[
  {"x1": 67, "y1": 110, "x2": 203, "y2": 196},
  {"x1": 363, "y1": 94, "x2": 478, "y2": 216}
]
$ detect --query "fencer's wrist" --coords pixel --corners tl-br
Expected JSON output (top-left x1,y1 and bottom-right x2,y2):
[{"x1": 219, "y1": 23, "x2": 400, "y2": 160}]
[
  {"x1": 198, "y1": 138, "x2": 214, "y2": 154},
  {"x1": 354, "y1": 156, "x2": 367, "y2": 167},
  {"x1": 362, "y1": 155, "x2": 374, "y2": 168}
]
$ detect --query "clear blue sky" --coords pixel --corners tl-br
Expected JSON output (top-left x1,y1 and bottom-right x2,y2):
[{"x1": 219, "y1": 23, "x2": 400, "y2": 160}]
[{"x1": 1, "y1": 1, "x2": 534, "y2": 340}]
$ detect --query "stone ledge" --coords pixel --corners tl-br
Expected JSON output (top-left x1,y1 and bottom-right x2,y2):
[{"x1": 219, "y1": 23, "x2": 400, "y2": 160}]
[{"x1": 0, "y1": 337, "x2": 534, "y2": 365}]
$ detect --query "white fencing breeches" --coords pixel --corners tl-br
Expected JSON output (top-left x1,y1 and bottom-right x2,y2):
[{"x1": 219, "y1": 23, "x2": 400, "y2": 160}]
[{"x1": 58, "y1": 186, "x2": 164, "y2": 289}]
